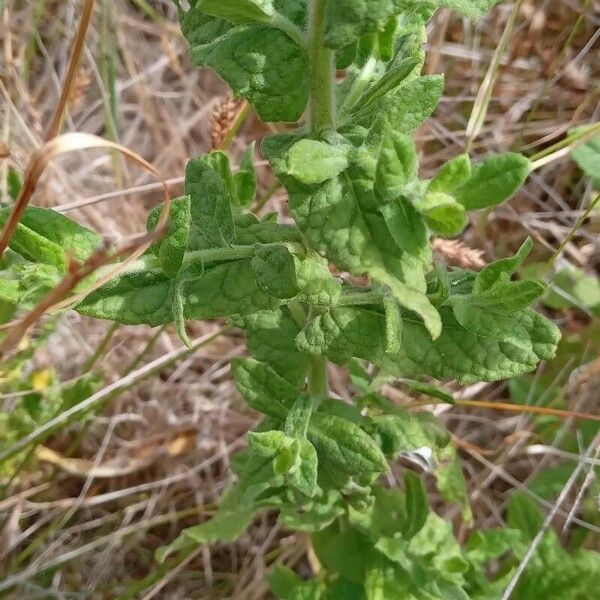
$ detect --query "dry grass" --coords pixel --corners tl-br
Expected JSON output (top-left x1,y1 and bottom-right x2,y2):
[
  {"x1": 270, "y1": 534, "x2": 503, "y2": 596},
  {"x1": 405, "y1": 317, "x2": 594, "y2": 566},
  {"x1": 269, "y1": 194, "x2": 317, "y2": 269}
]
[{"x1": 0, "y1": 0, "x2": 599, "y2": 597}]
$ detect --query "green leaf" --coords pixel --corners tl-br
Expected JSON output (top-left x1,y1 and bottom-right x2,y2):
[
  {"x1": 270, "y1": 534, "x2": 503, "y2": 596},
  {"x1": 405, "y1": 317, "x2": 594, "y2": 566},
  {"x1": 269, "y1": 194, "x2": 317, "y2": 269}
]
[
  {"x1": 286, "y1": 139, "x2": 349, "y2": 185},
  {"x1": 434, "y1": 444, "x2": 472, "y2": 522},
  {"x1": 298, "y1": 305, "x2": 560, "y2": 384},
  {"x1": 0, "y1": 208, "x2": 67, "y2": 271},
  {"x1": 202, "y1": 150, "x2": 236, "y2": 199},
  {"x1": 378, "y1": 198, "x2": 431, "y2": 262},
  {"x1": 435, "y1": 0, "x2": 503, "y2": 19},
  {"x1": 571, "y1": 132, "x2": 600, "y2": 188},
  {"x1": 248, "y1": 430, "x2": 297, "y2": 473},
  {"x1": 352, "y1": 57, "x2": 421, "y2": 114},
  {"x1": 199, "y1": 0, "x2": 274, "y2": 24},
  {"x1": 308, "y1": 412, "x2": 388, "y2": 476},
  {"x1": 234, "y1": 143, "x2": 257, "y2": 206},
  {"x1": 147, "y1": 196, "x2": 190, "y2": 276},
  {"x1": 285, "y1": 395, "x2": 314, "y2": 440},
  {"x1": 429, "y1": 154, "x2": 471, "y2": 194},
  {"x1": 252, "y1": 245, "x2": 299, "y2": 299},
  {"x1": 312, "y1": 521, "x2": 375, "y2": 583},
  {"x1": 454, "y1": 153, "x2": 531, "y2": 211},
  {"x1": 375, "y1": 132, "x2": 418, "y2": 201},
  {"x1": 474, "y1": 238, "x2": 533, "y2": 293},
  {"x1": 507, "y1": 492, "x2": 544, "y2": 541},
  {"x1": 466, "y1": 528, "x2": 523, "y2": 564},
  {"x1": 17, "y1": 206, "x2": 100, "y2": 262},
  {"x1": 179, "y1": 3, "x2": 308, "y2": 122},
  {"x1": 279, "y1": 489, "x2": 344, "y2": 532},
  {"x1": 544, "y1": 265, "x2": 600, "y2": 314},
  {"x1": 290, "y1": 438, "x2": 319, "y2": 497},
  {"x1": 355, "y1": 75, "x2": 444, "y2": 135},
  {"x1": 241, "y1": 308, "x2": 309, "y2": 387},
  {"x1": 383, "y1": 295, "x2": 402, "y2": 354},
  {"x1": 156, "y1": 504, "x2": 255, "y2": 562},
  {"x1": 403, "y1": 470, "x2": 429, "y2": 539},
  {"x1": 185, "y1": 158, "x2": 234, "y2": 247},
  {"x1": 268, "y1": 565, "x2": 303, "y2": 599},
  {"x1": 417, "y1": 192, "x2": 468, "y2": 237},
  {"x1": 369, "y1": 410, "x2": 436, "y2": 456},
  {"x1": 403, "y1": 380, "x2": 454, "y2": 404},
  {"x1": 76, "y1": 270, "x2": 173, "y2": 326},
  {"x1": 263, "y1": 134, "x2": 440, "y2": 338},
  {"x1": 232, "y1": 357, "x2": 299, "y2": 419},
  {"x1": 325, "y1": 0, "x2": 406, "y2": 48},
  {"x1": 450, "y1": 280, "x2": 546, "y2": 350},
  {"x1": 78, "y1": 259, "x2": 279, "y2": 326}
]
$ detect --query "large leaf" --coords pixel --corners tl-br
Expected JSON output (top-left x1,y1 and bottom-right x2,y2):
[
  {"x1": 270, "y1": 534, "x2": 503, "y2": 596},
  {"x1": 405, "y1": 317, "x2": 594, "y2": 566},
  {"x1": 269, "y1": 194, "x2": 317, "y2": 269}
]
[
  {"x1": 297, "y1": 305, "x2": 560, "y2": 384},
  {"x1": 179, "y1": 2, "x2": 308, "y2": 122},
  {"x1": 77, "y1": 259, "x2": 280, "y2": 326}
]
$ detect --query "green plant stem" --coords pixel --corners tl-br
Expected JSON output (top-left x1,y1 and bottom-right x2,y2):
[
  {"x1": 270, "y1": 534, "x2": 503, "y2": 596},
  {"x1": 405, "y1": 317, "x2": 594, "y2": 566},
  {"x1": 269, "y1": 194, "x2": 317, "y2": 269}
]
[
  {"x1": 183, "y1": 241, "x2": 304, "y2": 266},
  {"x1": 82, "y1": 321, "x2": 120, "y2": 372},
  {"x1": 308, "y1": 355, "x2": 328, "y2": 399},
  {"x1": 549, "y1": 192, "x2": 600, "y2": 267},
  {"x1": 338, "y1": 289, "x2": 380, "y2": 306},
  {"x1": 307, "y1": 0, "x2": 336, "y2": 134}
]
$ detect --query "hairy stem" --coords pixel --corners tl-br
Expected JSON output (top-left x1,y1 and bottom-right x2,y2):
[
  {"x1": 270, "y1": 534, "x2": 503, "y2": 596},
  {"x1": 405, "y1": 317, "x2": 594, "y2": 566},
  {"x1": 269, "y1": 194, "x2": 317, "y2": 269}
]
[
  {"x1": 308, "y1": 355, "x2": 329, "y2": 400},
  {"x1": 307, "y1": 0, "x2": 335, "y2": 134}
]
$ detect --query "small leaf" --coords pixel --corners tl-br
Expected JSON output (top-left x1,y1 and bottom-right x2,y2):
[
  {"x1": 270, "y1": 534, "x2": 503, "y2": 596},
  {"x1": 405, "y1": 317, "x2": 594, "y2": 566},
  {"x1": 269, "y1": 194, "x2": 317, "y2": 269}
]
[
  {"x1": 454, "y1": 152, "x2": 531, "y2": 211},
  {"x1": 417, "y1": 192, "x2": 468, "y2": 237},
  {"x1": 252, "y1": 245, "x2": 299, "y2": 299},
  {"x1": 429, "y1": 154, "x2": 471, "y2": 193},
  {"x1": 308, "y1": 412, "x2": 388, "y2": 476},
  {"x1": 241, "y1": 308, "x2": 309, "y2": 387},
  {"x1": 507, "y1": 492, "x2": 544, "y2": 541},
  {"x1": 403, "y1": 470, "x2": 428, "y2": 540},
  {"x1": 356, "y1": 75, "x2": 444, "y2": 136},
  {"x1": 285, "y1": 395, "x2": 314, "y2": 440},
  {"x1": 378, "y1": 197, "x2": 431, "y2": 263},
  {"x1": 375, "y1": 132, "x2": 418, "y2": 201},
  {"x1": 403, "y1": 380, "x2": 455, "y2": 404},
  {"x1": 355, "y1": 58, "x2": 421, "y2": 113},
  {"x1": 147, "y1": 196, "x2": 191, "y2": 276},
  {"x1": 185, "y1": 158, "x2": 235, "y2": 247},
  {"x1": 434, "y1": 444, "x2": 472, "y2": 522},
  {"x1": 571, "y1": 131, "x2": 600, "y2": 188},
  {"x1": 18, "y1": 206, "x2": 100, "y2": 262},
  {"x1": 286, "y1": 139, "x2": 349, "y2": 185},
  {"x1": 156, "y1": 505, "x2": 255, "y2": 563},
  {"x1": 248, "y1": 430, "x2": 297, "y2": 473},
  {"x1": 290, "y1": 439, "x2": 319, "y2": 497},
  {"x1": 474, "y1": 237, "x2": 533, "y2": 293},
  {"x1": 232, "y1": 358, "x2": 299, "y2": 419},
  {"x1": 76, "y1": 270, "x2": 173, "y2": 326}
]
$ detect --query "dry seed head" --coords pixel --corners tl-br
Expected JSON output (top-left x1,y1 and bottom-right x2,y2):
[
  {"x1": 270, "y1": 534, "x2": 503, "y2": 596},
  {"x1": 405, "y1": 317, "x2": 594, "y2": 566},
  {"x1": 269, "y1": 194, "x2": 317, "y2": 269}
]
[
  {"x1": 211, "y1": 94, "x2": 240, "y2": 150},
  {"x1": 432, "y1": 238, "x2": 485, "y2": 270}
]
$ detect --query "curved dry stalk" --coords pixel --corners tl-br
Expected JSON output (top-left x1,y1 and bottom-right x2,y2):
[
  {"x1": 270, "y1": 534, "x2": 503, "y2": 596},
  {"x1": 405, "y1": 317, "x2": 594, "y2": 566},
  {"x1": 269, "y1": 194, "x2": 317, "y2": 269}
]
[{"x1": 0, "y1": 0, "x2": 96, "y2": 257}]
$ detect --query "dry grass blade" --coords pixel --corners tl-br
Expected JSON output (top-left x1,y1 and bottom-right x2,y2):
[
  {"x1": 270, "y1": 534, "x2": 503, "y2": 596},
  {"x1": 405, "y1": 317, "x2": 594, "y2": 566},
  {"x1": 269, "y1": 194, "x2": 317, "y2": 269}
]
[
  {"x1": 0, "y1": 0, "x2": 96, "y2": 257},
  {"x1": 0, "y1": 327, "x2": 226, "y2": 465}
]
